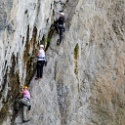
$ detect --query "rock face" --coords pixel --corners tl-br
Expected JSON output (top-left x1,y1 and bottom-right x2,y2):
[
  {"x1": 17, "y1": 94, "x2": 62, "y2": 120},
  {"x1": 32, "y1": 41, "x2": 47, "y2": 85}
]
[{"x1": 0, "y1": 0, "x2": 125, "y2": 125}]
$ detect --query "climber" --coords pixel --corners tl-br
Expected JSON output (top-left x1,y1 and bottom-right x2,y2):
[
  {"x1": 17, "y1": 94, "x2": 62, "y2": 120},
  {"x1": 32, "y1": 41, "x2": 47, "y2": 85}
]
[
  {"x1": 35, "y1": 44, "x2": 46, "y2": 80},
  {"x1": 54, "y1": 11, "x2": 65, "y2": 45},
  {"x1": 15, "y1": 86, "x2": 31, "y2": 123}
]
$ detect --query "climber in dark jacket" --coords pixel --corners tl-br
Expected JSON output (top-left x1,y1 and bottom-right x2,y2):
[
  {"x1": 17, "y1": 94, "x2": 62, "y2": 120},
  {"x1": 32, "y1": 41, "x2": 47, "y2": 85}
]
[{"x1": 54, "y1": 12, "x2": 65, "y2": 44}]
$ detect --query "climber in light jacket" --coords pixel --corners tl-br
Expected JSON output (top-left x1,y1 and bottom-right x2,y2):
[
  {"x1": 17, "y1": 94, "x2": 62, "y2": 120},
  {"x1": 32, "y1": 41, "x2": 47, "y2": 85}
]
[
  {"x1": 54, "y1": 11, "x2": 65, "y2": 44},
  {"x1": 15, "y1": 86, "x2": 31, "y2": 123},
  {"x1": 35, "y1": 44, "x2": 46, "y2": 80}
]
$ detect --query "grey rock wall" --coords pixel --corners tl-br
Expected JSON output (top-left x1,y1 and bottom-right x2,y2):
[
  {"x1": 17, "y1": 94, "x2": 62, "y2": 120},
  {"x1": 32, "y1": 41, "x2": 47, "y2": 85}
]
[
  {"x1": 65, "y1": 0, "x2": 125, "y2": 124},
  {"x1": 0, "y1": 0, "x2": 125, "y2": 125}
]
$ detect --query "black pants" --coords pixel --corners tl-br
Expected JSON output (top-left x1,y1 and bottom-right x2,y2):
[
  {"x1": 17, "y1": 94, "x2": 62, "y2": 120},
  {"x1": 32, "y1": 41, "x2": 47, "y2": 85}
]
[
  {"x1": 59, "y1": 26, "x2": 63, "y2": 43},
  {"x1": 54, "y1": 22, "x2": 59, "y2": 33},
  {"x1": 37, "y1": 60, "x2": 45, "y2": 78},
  {"x1": 54, "y1": 23, "x2": 64, "y2": 43}
]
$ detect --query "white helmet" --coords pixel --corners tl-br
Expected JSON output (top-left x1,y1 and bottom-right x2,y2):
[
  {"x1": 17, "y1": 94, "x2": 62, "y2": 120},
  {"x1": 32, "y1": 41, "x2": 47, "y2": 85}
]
[
  {"x1": 60, "y1": 12, "x2": 64, "y2": 16},
  {"x1": 40, "y1": 44, "x2": 44, "y2": 48}
]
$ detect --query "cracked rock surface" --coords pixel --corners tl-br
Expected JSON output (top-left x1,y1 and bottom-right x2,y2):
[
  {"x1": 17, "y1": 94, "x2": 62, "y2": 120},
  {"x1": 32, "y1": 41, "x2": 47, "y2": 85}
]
[{"x1": 0, "y1": 0, "x2": 125, "y2": 125}]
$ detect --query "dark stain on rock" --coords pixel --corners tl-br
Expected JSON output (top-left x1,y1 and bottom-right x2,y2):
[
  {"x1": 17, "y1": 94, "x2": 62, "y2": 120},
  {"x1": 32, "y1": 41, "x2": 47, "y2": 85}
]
[
  {"x1": 0, "y1": 54, "x2": 20, "y2": 125},
  {"x1": 23, "y1": 26, "x2": 38, "y2": 85},
  {"x1": 45, "y1": 24, "x2": 55, "y2": 51}
]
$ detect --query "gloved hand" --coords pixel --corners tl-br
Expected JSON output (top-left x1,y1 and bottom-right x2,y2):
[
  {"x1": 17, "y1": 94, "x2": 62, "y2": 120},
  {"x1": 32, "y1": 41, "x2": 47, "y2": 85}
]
[
  {"x1": 28, "y1": 105, "x2": 31, "y2": 110},
  {"x1": 44, "y1": 60, "x2": 47, "y2": 66}
]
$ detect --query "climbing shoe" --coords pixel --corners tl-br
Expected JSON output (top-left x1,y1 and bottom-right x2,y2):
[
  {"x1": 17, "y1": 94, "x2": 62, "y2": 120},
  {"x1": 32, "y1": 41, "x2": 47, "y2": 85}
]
[
  {"x1": 23, "y1": 119, "x2": 30, "y2": 123},
  {"x1": 35, "y1": 77, "x2": 39, "y2": 80}
]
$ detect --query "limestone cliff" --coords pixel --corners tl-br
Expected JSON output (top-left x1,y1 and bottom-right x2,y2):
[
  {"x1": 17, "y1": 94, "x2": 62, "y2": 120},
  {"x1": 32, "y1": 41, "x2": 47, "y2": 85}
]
[{"x1": 0, "y1": 0, "x2": 125, "y2": 125}]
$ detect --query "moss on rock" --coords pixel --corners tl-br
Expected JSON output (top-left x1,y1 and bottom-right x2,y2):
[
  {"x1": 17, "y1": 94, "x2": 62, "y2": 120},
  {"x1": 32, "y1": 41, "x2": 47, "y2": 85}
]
[{"x1": 74, "y1": 43, "x2": 79, "y2": 76}]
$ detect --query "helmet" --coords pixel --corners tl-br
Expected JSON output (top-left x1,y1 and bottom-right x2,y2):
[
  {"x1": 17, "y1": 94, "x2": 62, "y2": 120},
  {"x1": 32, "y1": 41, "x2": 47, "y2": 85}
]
[
  {"x1": 23, "y1": 86, "x2": 28, "y2": 89},
  {"x1": 40, "y1": 44, "x2": 44, "y2": 48},
  {"x1": 60, "y1": 12, "x2": 64, "y2": 16}
]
